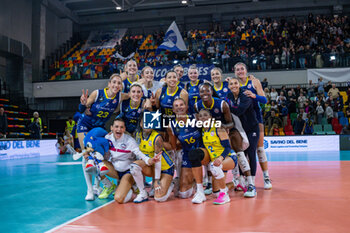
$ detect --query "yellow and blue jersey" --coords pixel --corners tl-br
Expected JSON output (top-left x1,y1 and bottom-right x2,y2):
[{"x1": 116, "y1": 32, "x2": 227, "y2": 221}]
[
  {"x1": 177, "y1": 81, "x2": 185, "y2": 89},
  {"x1": 77, "y1": 88, "x2": 120, "y2": 132},
  {"x1": 118, "y1": 99, "x2": 144, "y2": 134},
  {"x1": 159, "y1": 85, "x2": 182, "y2": 116},
  {"x1": 195, "y1": 97, "x2": 227, "y2": 123},
  {"x1": 202, "y1": 127, "x2": 225, "y2": 161},
  {"x1": 186, "y1": 80, "x2": 203, "y2": 113},
  {"x1": 214, "y1": 81, "x2": 229, "y2": 100},
  {"x1": 138, "y1": 130, "x2": 173, "y2": 171},
  {"x1": 123, "y1": 75, "x2": 139, "y2": 93}
]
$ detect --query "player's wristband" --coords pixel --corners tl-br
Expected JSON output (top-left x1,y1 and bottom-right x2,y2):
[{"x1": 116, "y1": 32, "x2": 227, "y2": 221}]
[
  {"x1": 255, "y1": 95, "x2": 267, "y2": 104},
  {"x1": 78, "y1": 104, "x2": 86, "y2": 113}
]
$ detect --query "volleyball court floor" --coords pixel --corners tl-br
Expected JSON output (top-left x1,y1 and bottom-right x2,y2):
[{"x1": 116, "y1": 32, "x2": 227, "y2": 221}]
[{"x1": 1, "y1": 151, "x2": 350, "y2": 233}]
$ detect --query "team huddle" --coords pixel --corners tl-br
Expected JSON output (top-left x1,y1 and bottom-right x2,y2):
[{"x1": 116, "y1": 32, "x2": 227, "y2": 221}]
[{"x1": 73, "y1": 60, "x2": 272, "y2": 205}]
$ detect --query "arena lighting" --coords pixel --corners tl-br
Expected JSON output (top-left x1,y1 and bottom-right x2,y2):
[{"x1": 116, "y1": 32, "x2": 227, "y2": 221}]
[
  {"x1": 181, "y1": 0, "x2": 187, "y2": 4},
  {"x1": 116, "y1": 6, "x2": 122, "y2": 10},
  {"x1": 330, "y1": 55, "x2": 336, "y2": 61},
  {"x1": 173, "y1": 60, "x2": 179, "y2": 64},
  {"x1": 252, "y1": 58, "x2": 258, "y2": 64}
]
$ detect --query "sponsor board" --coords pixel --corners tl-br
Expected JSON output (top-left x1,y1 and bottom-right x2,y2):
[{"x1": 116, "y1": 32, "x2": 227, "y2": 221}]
[
  {"x1": 0, "y1": 140, "x2": 58, "y2": 160},
  {"x1": 264, "y1": 135, "x2": 339, "y2": 152}
]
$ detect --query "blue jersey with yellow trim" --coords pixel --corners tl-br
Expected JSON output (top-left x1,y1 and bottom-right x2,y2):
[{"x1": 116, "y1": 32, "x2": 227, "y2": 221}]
[
  {"x1": 160, "y1": 85, "x2": 183, "y2": 116},
  {"x1": 170, "y1": 115, "x2": 202, "y2": 154},
  {"x1": 138, "y1": 130, "x2": 173, "y2": 171},
  {"x1": 195, "y1": 97, "x2": 226, "y2": 123},
  {"x1": 177, "y1": 81, "x2": 185, "y2": 89},
  {"x1": 202, "y1": 126, "x2": 225, "y2": 161},
  {"x1": 118, "y1": 99, "x2": 144, "y2": 134},
  {"x1": 186, "y1": 80, "x2": 203, "y2": 111},
  {"x1": 79, "y1": 89, "x2": 121, "y2": 128},
  {"x1": 123, "y1": 75, "x2": 139, "y2": 93},
  {"x1": 214, "y1": 81, "x2": 229, "y2": 100}
]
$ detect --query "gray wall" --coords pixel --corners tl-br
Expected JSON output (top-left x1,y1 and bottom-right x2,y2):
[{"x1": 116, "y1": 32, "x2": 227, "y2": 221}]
[
  {"x1": 32, "y1": 69, "x2": 309, "y2": 98},
  {"x1": 0, "y1": 0, "x2": 32, "y2": 50}
]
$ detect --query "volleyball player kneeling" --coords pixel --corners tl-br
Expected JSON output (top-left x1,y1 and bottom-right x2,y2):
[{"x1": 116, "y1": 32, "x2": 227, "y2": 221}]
[
  {"x1": 130, "y1": 118, "x2": 175, "y2": 203},
  {"x1": 189, "y1": 109, "x2": 237, "y2": 205}
]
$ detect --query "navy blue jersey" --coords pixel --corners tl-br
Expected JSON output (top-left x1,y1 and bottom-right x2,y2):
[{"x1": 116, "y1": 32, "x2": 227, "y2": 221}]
[
  {"x1": 239, "y1": 78, "x2": 263, "y2": 123},
  {"x1": 177, "y1": 81, "x2": 186, "y2": 89},
  {"x1": 226, "y1": 90, "x2": 258, "y2": 132},
  {"x1": 214, "y1": 81, "x2": 230, "y2": 100},
  {"x1": 170, "y1": 115, "x2": 203, "y2": 154},
  {"x1": 195, "y1": 97, "x2": 227, "y2": 124},
  {"x1": 186, "y1": 80, "x2": 203, "y2": 112},
  {"x1": 77, "y1": 89, "x2": 121, "y2": 132},
  {"x1": 118, "y1": 99, "x2": 144, "y2": 134},
  {"x1": 159, "y1": 85, "x2": 183, "y2": 117}
]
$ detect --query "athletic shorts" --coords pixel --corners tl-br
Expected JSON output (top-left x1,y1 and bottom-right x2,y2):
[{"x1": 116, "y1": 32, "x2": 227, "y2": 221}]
[
  {"x1": 161, "y1": 166, "x2": 174, "y2": 176},
  {"x1": 181, "y1": 150, "x2": 192, "y2": 168},
  {"x1": 117, "y1": 170, "x2": 131, "y2": 179}
]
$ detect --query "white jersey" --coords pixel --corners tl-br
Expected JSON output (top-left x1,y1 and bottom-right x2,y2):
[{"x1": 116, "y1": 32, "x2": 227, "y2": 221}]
[{"x1": 105, "y1": 133, "x2": 150, "y2": 172}]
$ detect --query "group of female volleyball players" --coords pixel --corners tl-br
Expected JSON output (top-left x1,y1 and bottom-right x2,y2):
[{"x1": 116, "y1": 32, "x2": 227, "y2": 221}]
[{"x1": 75, "y1": 59, "x2": 272, "y2": 205}]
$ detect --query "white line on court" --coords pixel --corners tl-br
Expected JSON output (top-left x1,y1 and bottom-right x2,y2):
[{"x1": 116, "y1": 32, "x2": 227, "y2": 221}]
[
  {"x1": 45, "y1": 200, "x2": 115, "y2": 233},
  {"x1": 55, "y1": 162, "x2": 83, "y2": 165}
]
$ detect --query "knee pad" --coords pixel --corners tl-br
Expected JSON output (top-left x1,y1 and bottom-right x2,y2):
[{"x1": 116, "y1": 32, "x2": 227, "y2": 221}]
[
  {"x1": 188, "y1": 149, "x2": 204, "y2": 167},
  {"x1": 179, "y1": 187, "x2": 193, "y2": 199},
  {"x1": 237, "y1": 152, "x2": 250, "y2": 173},
  {"x1": 123, "y1": 189, "x2": 133, "y2": 203},
  {"x1": 257, "y1": 147, "x2": 267, "y2": 163},
  {"x1": 209, "y1": 162, "x2": 224, "y2": 180},
  {"x1": 130, "y1": 163, "x2": 142, "y2": 176}
]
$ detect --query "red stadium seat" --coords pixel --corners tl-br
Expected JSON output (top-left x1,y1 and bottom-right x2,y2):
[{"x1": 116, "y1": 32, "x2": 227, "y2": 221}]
[
  {"x1": 333, "y1": 124, "x2": 343, "y2": 134},
  {"x1": 284, "y1": 125, "x2": 295, "y2": 135}
]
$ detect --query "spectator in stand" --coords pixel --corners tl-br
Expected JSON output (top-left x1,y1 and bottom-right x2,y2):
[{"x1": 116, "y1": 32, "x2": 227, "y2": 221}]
[
  {"x1": 264, "y1": 100, "x2": 272, "y2": 118},
  {"x1": 28, "y1": 118, "x2": 41, "y2": 139},
  {"x1": 317, "y1": 77, "x2": 325, "y2": 93},
  {"x1": 266, "y1": 110, "x2": 282, "y2": 135},
  {"x1": 261, "y1": 78, "x2": 268, "y2": 89},
  {"x1": 0, "y1": 107, "x2": 7, "y2": 138},
  {"x1": 276, "y1": 91, "x2": 287, "y2": 110},
  {"x1": 270, "y1": 88, "x2": 278, "y2": 102},
  {"x1": 325, "y1": 81, "x2": 333, "y2": 93},
  {"x1": 315, "y1": 101, "x2": 324, "y2": 124},
  {"x1": 341, "y1": 124, "x2": 350, "y2": 134},
  {"x1": 293, "y1": 114, "x2": 306, "y2": 135},
  {"x1": 299, "y1": 108, "x2": 308, "y2": 120},
  {"x1": 298, "y1": 92, "x2": 307, "y2": 109},
  {"x1": 325, "y1": 102, "x2": 334, "y2": 124},
  {"x1": 286, "y1": 90, "x2": 297, "y2": 114},
  {"x1": 264, "y1": 87, "x2": 271, "y2": 101},
  {"x1": 30, "y1": 112, "x2": 42, "y2": 139},
  {"x1": 303, "y1": 113, "x2": 314, "y2": 135},
  {"x1": 307, "y1": 80, "x2": 315, "y2": 98},
  {"x1": 280, "y1": 103, "x2": 289, "y2": 127},
  {"x1": 270, "y1": 100, "x2": 278, "y2": 113},
  {"x1": 328, "y1": 83, "x2": 340, "y2": 99}
]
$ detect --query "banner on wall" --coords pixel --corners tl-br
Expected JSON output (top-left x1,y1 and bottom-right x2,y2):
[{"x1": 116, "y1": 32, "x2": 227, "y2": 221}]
[
  {"x1": 152, "y1": 64, "x2": 215, "y2": 81},
  {"x1": 307, "y1": 68, "x2": 350, "y2": 83},
  {"x1": 264, "y1": 135, "x2": 339, "y2": 152},
  {"x1": 83, "y1": 28, "x2": 127, "y2": 49},
  {"x1": 0, "y1": 140, "x2": 58, "y2": 160}
]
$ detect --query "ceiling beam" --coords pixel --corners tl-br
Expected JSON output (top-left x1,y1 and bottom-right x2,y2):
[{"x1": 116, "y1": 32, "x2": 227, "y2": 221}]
[{"x1": 46, "y1": 0, "x2": 80, "y2": 23}]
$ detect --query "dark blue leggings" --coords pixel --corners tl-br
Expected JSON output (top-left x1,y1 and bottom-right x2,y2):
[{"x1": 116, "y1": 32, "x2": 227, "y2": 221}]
[{"x1": 245, "y1": 125, "x2": 260, "y2": 176}]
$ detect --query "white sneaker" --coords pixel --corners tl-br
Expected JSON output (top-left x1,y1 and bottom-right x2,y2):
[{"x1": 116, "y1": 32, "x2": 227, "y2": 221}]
[
  {"x1": 204, "y1": 183, "x2": 212, "y2": 195},
  {"x1": 264, "y1": 177, "x2": 272, "y2": 190},
  {"x1": 85, "y1": 190, "x2": 95, "y2": 201},
  {"x1": 213, "y1": 192, "x2": 230, "y2": 205},
  {"x1": 244, "y1": 184, "x2": 257, "y2": 198},
  {"x1": 191, "y1": 191, "x2": 206, "y2": 204},
  {"x1": 133, "y1": 190, "x2": 149, "y2": 203},
  {"x1": 93, "y1": 185, "x2": 103, "y2": 196}
]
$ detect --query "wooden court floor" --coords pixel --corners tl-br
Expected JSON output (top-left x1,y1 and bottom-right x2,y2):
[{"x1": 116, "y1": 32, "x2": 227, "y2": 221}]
[{"x1": 54, "y1": 161, "x2": 350, "y2": 233}]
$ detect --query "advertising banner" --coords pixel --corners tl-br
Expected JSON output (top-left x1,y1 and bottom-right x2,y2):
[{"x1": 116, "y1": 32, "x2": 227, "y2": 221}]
[
  {"x1": 0, "y1": 140, "x2": 58, "y2": 160},
  {"x1": 264, "y1": 135, "x2": 339, "y2": 152}
]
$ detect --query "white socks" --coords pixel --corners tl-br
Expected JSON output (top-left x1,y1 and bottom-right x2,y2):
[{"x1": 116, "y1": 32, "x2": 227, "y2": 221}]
[{"x1": 101, "y1": 177, "x2": 112, "y2": 188}]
